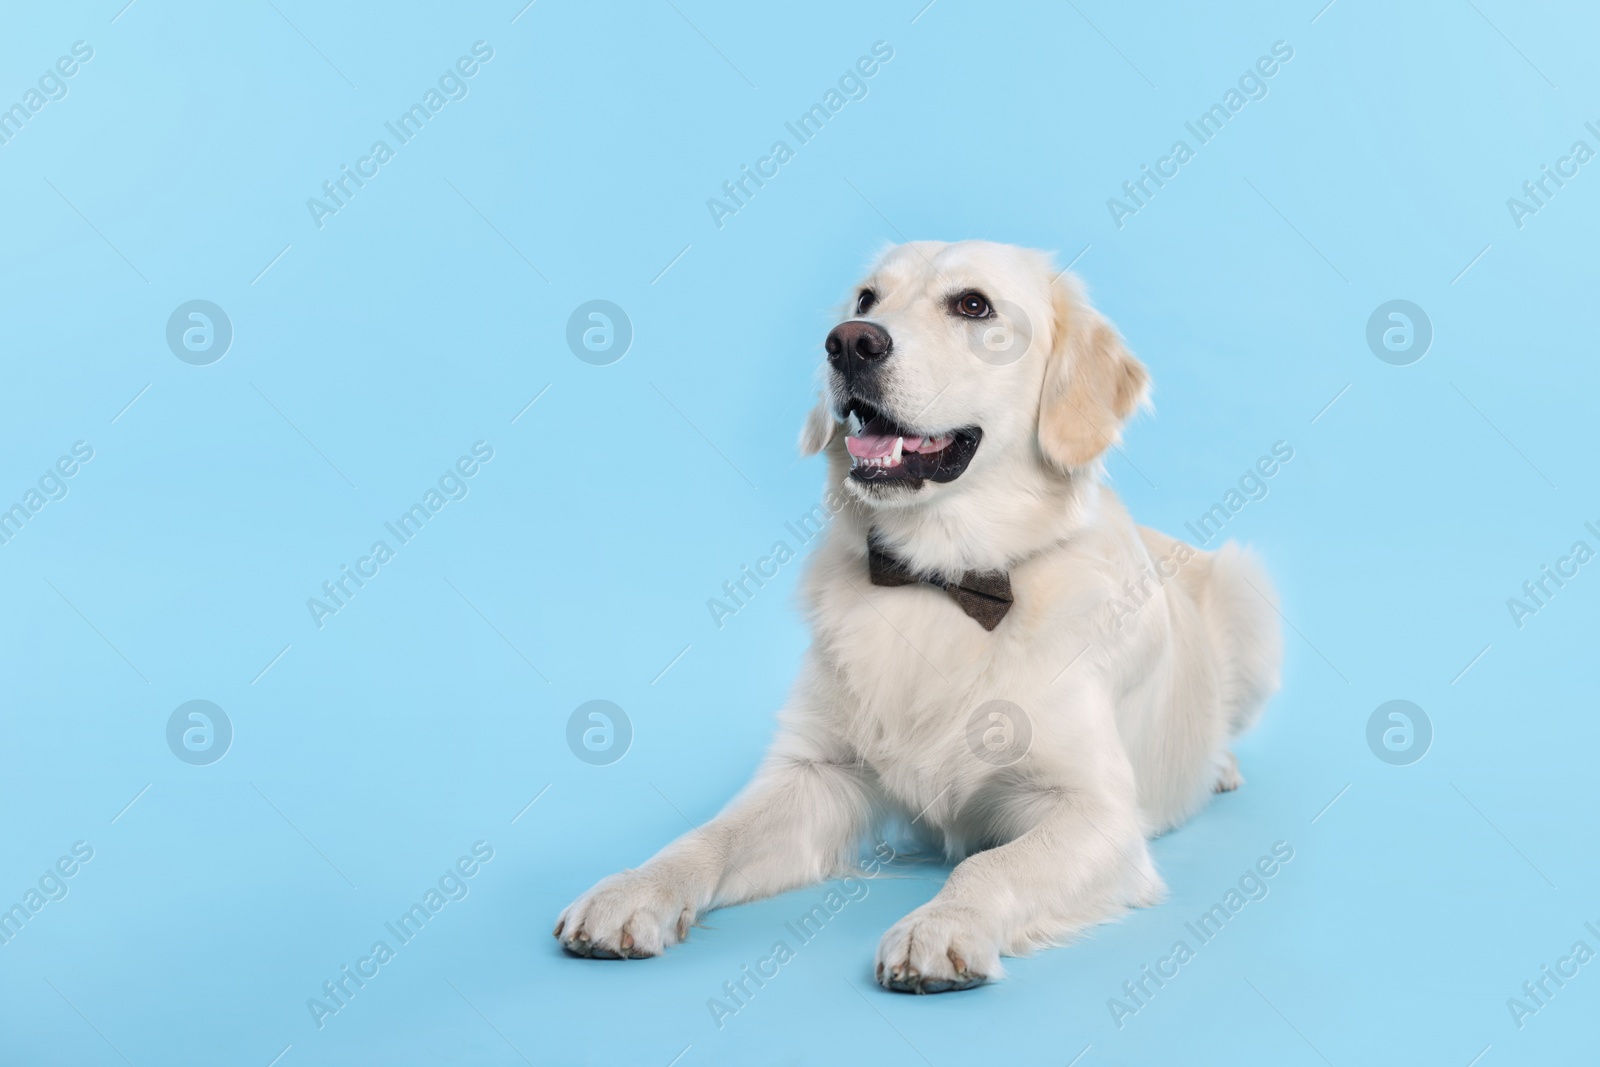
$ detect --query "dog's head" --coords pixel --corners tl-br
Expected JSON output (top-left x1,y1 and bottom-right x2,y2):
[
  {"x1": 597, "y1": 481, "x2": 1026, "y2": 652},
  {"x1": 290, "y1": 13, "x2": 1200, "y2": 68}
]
[{"x1": 801, "y1": 241, "x2": 1148, "y2": 510}]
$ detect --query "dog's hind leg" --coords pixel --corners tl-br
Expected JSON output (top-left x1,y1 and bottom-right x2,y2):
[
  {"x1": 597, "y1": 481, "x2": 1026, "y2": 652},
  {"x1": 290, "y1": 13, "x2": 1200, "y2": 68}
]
[
  {"x1": 1213, "y1": 749, "x2": 1243, "y2": 793},
  {"x1": 1200, "y1": 542, "x2": 1283, "y2": 740}
]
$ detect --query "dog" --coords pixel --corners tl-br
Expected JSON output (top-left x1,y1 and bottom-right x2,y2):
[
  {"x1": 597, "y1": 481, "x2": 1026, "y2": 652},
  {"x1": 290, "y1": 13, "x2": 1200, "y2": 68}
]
[{"x1": 555, "y1": 240, "x2": 1282, "y2": 993}]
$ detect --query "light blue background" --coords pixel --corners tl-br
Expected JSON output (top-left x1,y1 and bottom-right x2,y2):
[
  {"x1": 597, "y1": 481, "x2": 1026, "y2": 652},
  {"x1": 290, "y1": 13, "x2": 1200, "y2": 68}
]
[{"x1": 2, "y1": 1, "x2": 1596, "y2": 1064}]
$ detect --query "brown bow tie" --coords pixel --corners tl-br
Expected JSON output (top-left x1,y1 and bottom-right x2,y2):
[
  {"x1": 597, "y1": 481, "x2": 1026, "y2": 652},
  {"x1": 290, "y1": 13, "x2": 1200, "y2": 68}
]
[{"x1": 867, "y1": 536, "x2": 1014, "y2": 631}]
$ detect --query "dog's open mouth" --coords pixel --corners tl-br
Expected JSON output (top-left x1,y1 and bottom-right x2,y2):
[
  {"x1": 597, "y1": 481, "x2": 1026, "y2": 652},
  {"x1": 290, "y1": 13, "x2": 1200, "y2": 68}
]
[{"x1": 842, "y1": 399, "x2": 982, "y2": 486}]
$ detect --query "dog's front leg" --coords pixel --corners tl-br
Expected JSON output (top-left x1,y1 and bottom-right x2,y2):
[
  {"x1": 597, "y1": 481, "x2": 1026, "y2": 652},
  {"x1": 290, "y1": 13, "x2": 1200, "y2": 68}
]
[
  {"x1": 875, "y1": 782, "x2": 1162, "y2": 992},
  {"x1": 556, "y1": 730, "x2": 873, "y2": 959}
]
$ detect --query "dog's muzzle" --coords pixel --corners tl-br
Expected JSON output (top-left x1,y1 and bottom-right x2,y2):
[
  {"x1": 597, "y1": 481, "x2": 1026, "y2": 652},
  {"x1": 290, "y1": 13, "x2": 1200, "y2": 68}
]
[
  {"x1": 825, "y1": 320, "x2": 892, "y2": 388},
  {"x1": 841, "y1": 398, "x2": 982, "y2": 488}
]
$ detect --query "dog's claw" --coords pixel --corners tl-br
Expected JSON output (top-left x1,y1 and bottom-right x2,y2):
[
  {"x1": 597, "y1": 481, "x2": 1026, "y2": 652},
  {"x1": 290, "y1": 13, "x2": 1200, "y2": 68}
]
[
  {"x1": 560, "y1": 927, "x2": 630, "y2": 961},
  {"x1": 1214, "y1": 750, "x2": 1243, "y2": 792},
  {"x1": 881, "y1": 968, "x2": 986, "y2": 994},
  {"x1": 557, "y1": 870, "x2": 689, "y2": 961},
  {"x1": 884, "y1": 963, "x2": 935, "y2": 993},
  {"x1": 876, "y1": 913, "x2": 992, "y2": 994}
]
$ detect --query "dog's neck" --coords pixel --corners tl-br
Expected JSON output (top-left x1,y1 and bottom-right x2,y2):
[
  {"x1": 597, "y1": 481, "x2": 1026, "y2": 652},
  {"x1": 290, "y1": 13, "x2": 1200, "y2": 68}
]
[{"x1": 832, "y1": 450, "x2": 1101, "y2": 577}]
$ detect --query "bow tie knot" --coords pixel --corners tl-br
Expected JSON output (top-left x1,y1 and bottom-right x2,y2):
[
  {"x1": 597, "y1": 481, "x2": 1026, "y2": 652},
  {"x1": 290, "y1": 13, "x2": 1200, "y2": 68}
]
[{"x1": 867, "y1": 536, "x2": 1014, "y2": 631}]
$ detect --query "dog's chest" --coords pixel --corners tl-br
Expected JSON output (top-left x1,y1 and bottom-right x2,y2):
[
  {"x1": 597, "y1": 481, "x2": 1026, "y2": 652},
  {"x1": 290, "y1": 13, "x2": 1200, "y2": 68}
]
[
  {"x1": 816, "y1": 563, "x2": 1076, "y2": 807},
  {"x1": 807, "y1": 532, "x2": 1140, "y2": 820}
]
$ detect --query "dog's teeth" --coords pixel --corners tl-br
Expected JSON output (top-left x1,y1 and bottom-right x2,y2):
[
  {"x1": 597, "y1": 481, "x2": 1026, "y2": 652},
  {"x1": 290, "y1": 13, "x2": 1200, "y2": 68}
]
[
  {"x1": 891, "y1": 437, "x2": 903, "y2": 464},
  {"x1": 848, "y1": 411, "x2": 863, "y2": 435}
]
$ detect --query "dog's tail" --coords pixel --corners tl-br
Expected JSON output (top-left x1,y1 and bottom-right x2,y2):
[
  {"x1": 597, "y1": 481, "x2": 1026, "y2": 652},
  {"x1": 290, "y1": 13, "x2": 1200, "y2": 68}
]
[{"x1": 1198, "y1": 542, "x2": 1282, "y2": 738}]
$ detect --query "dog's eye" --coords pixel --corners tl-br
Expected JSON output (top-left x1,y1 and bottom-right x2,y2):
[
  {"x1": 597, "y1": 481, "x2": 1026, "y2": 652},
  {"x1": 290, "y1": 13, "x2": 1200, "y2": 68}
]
[
  {"x1": 856, "y1": 289, "x2": 877, "y2": 314},
  {"x1": 952, "y1": 291, "x2": 992, "y2": 319}
]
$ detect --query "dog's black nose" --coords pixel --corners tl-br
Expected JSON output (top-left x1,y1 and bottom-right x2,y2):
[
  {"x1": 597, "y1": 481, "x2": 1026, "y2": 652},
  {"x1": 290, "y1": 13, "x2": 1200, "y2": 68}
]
[{"x1": 825, "y1": 320, "x2": 892, "y2": 376}]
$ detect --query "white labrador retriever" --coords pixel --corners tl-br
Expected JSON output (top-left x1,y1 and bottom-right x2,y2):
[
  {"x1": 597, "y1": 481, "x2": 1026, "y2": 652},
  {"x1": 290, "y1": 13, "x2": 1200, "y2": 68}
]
[{"x1": 556, "y1": 240, "x2": 1282, "y2": 992}]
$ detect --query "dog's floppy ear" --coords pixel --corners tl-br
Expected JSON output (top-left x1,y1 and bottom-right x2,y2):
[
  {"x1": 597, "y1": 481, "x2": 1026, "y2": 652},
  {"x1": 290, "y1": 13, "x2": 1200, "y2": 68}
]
[
  {"x1": 799, "y1": 393, "x2": 837, "y2": 456},
  {"x1": 1037, "y1": 274, "x2": 1148, "y2": 471}
]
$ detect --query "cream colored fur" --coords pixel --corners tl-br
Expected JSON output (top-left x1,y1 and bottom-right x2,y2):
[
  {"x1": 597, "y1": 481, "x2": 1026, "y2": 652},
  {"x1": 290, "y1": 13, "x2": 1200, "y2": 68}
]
[{"x1": 556, "y1": 241, "x2": 1282, "y2": 992}]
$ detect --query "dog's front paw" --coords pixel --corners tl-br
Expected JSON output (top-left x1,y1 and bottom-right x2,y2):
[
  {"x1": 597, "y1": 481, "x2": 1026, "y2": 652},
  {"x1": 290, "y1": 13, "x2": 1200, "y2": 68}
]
[
  {"x1": 554, "y1": 868, "x2": 694, "y2": 960},
  {"x1": 874, "y1": 903, "x2": 1000, "y2": 994}
]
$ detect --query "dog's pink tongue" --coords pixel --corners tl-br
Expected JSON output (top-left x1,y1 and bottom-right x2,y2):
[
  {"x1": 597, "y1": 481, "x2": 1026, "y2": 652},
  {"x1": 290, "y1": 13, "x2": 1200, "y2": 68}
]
[{"x1": 846, "y1": 434, "x2": 899, "y2": 459}]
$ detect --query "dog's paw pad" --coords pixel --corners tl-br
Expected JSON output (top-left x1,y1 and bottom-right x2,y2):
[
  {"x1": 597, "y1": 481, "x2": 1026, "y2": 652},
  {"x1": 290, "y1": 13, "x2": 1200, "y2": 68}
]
[
  {"x1": 555, "y1": 871, "x2": 690, "y2": 960},
  {"x1": 875, "y1": 905, "x2": 999, "y2": 994}
]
